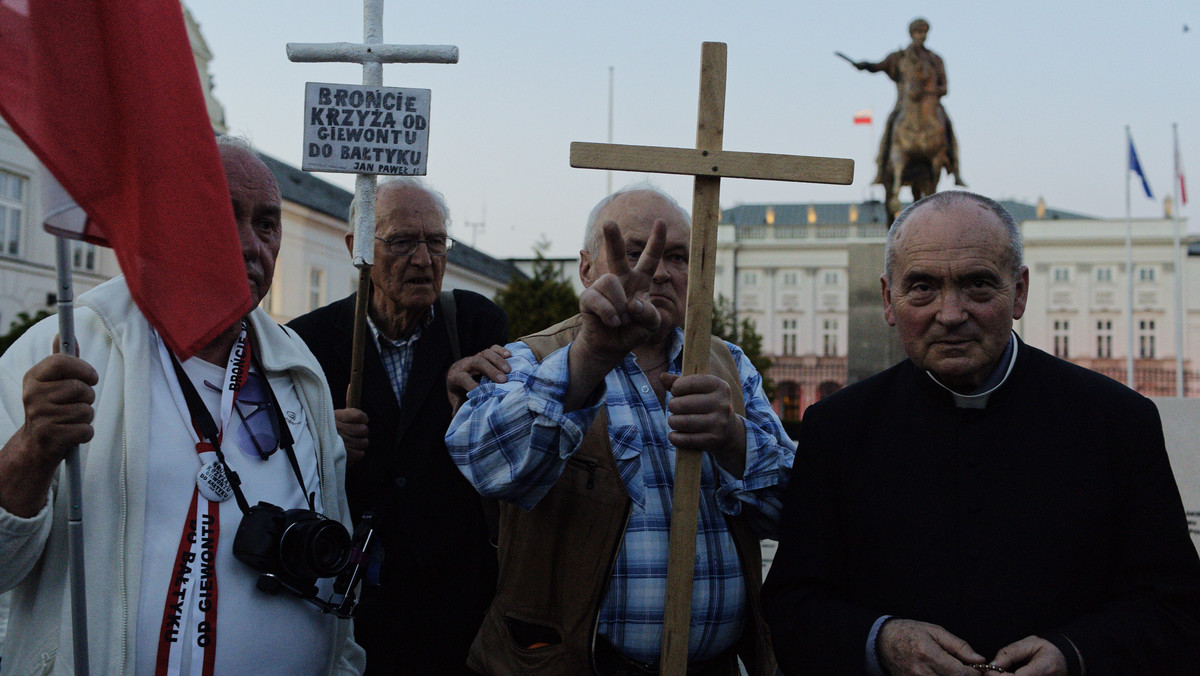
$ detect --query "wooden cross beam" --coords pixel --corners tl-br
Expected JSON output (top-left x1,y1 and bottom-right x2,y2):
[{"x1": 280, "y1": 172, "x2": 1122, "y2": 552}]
[
  {"x1": 570, "y1": 42, "x2": 852, "y2": 674},
  {"x1": 286, "y1": 0, "x2": 457, "y2": 407}
]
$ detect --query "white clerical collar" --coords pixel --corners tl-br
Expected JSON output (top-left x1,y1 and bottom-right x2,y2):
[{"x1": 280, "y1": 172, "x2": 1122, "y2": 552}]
[{"x1": 925, "y1": 332, "x2": 1018, "y2": 409}]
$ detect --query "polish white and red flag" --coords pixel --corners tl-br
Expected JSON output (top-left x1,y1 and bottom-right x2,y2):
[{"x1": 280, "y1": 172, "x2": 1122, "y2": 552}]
[
  {"x1": 0, "y1": 0, "x2": 252, "y2": 359},
  {"x1": 1176, "y1": 136, "x2": 1188, "y2": 206},
  {"x1": 853, "y1": 108, "x2": 873, "y2": 125}
]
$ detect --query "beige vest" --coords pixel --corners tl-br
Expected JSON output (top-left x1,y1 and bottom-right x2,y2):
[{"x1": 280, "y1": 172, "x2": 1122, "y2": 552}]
[{"x1": 467, "y1": 316, "x2": 776, "y2": 676}]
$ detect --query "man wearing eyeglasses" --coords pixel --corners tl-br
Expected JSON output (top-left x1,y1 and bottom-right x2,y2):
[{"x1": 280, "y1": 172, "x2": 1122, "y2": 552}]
[{"x1": 289, "y1": 177, "x2": 509, "y2": 675}]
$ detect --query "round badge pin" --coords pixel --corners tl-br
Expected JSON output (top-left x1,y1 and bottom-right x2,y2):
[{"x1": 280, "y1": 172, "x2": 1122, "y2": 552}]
[{"x1": 196, "y1": 460, "x2": 234, "y2": 502}]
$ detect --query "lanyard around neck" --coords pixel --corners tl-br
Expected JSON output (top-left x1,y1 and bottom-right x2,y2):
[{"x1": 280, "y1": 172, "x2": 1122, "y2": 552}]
[{"x1": 160, "y1": 323, "x2": 312, "y2": 513}]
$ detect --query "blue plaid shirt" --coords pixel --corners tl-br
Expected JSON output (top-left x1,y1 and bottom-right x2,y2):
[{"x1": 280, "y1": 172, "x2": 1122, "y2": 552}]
[
  {"x1": 366, "y1": 307, "x2": 434, "y2": 404},
  {"x1": 446, "y1": 327, "x2": 795, "y2": 665}
]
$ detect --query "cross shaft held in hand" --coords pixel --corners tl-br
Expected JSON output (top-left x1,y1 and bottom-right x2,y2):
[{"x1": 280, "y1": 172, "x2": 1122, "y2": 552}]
[
  {"x1": 569, "y1": 41, "x2": 852, "y2": 674},
  {"x1": 286, "y1": 0, "x2": 457, "y2": 406}
]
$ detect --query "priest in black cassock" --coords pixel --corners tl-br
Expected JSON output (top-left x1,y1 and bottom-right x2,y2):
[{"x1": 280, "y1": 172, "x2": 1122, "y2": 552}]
[{"x1": 763, "y1": 191, "x2": 1200, "y2": 676}]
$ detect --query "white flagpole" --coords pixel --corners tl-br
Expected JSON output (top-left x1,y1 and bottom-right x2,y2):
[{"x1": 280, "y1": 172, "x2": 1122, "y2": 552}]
[
  {"x1": 607, "y1": 66, "x2": 614, "y2": 195},
  {"x1": 1126, "y1": 126, "x2": 1135, "y2": 389},
  {"x1": 1173, "y1": 123, "x2": 1185, "y2": 396},
  {"x1": 55, "y1": 236, "x2": 89, "y2": 676}
]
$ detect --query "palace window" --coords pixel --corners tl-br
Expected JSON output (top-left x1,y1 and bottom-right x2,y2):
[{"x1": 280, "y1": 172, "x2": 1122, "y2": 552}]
[
  {"x1": 1095, "y1": 267, "x2": 1113, "y2": 283},
  {"x1": 822, "y1": 318, "x2": 839, "y2": 357},
  {"x1": 1052, "y1": 320, "x2": 1069, "y2": 358},
  {"x1": 1052, "y1": 267, "x2": 1070, "y2": 283},
  {"x1": 71, "y1": 241, "x2": 97, "y2": 271},
  {"x1": 1138, "y1": 319, "x2": 1156, "y2": 359},
  {"x1": 0, "y1": 170, "x2": 27, "y2": 257},
  {"x1": 780, "y1": 318, "x2": 798, "y2": 356},
  {"x1": 741, "y1": 271, "x2": 758, "y2": 287},
  {"x1": 308, "y1": 267, "x2": 326, "y2": 311},
  {"x1": 1138, "y1": 266, "x2": 1157, "y2": 282},
  {"x1": 1096, "y1": 319, "x2": 1113, "y2": 358}
]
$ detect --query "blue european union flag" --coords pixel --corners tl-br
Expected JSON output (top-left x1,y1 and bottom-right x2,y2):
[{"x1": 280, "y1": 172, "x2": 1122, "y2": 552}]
[{"x1": 1129, "y1": 138, "x2": 1154, "y2": 199}]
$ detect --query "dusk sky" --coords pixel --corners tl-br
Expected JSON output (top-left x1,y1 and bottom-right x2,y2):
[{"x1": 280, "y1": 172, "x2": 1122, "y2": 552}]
[{"x1": 187, "y1": 0, "x2": 1199, "y2": 258}]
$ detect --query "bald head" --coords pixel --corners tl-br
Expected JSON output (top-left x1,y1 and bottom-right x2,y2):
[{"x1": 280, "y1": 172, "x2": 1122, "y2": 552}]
[
  {"x1": 582, "y1": 186, "x2": 690, "y2": 257},
  {"x1": 217, "y1": 136, "x2": 282, "y2": 307}
]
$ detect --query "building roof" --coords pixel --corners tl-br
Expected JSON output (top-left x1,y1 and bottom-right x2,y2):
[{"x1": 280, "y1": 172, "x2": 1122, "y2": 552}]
[
  {"x1": 257, "y1": 151, "x2": 525, "y2": 284},
  {"x1": 721, "y1": 198, "x2": 1094, "y2": 226},
  {"x1": 259, "y1": 151, "x2": 354, "y2": 222},
  {"x1": 452, "y1": 240, "x2": 529, "y2": 283}
]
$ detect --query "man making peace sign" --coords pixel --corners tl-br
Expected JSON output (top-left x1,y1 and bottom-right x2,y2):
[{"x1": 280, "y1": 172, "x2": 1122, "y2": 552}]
[{"x1": 446, "y1": 186, "x2": 794, "y2": 675}]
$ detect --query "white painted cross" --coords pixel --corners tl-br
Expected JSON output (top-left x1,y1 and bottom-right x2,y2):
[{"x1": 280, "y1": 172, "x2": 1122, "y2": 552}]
[{"x1": 287, "y1": 0, "x2": 457, "y2": 405}]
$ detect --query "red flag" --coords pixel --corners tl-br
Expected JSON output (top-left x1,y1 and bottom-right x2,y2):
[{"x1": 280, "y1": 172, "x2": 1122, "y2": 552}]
[
  {"x1": 0, "y1": 0, "x2": 252, "y2": 359},
  {"x1": 853, "y1": 108, "x2": 873, "y2": 125}
]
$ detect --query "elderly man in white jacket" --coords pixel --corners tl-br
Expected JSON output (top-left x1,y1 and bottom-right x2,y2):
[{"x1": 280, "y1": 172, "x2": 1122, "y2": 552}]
[{"x1": 0, "y1": 138, "x2": 364, "y2": 675}]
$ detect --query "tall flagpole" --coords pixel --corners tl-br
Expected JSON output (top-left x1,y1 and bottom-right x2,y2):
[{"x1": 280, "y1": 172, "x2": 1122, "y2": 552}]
[
  {"x1": 1173, "y1": 123, "x2": 1185, "y2": 396},
  {"x1": 1126, "y1": 126, "x2": 1135, "y2": 389},
  {"x1": 607, "y1": 66, "x2": 614, "y2": 195},
  {"x1": 55, "y1": 237, "x2": 89, "y2": 676}
]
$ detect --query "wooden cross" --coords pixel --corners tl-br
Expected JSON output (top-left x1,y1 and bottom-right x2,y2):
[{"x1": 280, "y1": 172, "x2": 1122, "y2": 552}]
[
  {"x1": 570, "y1": 42, "x2": 853, "y2": 674},
  {"x1": 286, "y1": 0, "x2": 457, "y2": 406}
]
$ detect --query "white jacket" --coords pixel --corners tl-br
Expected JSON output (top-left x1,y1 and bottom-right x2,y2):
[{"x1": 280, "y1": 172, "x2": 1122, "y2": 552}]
[{"x1": 0, "y1": 278, "x2": 365, "y2": 675}]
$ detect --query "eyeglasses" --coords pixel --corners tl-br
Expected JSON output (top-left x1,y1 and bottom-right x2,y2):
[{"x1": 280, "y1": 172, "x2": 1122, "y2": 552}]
[
  {"x1": 204, "y1": 373, "x2": 282, "y2": 460},
  {"x1": 232, "y1": 372, "x2": 281, "y2": 460},
  {"x1": 375, "y1": 236, "x2": 454, "y2": 257}
]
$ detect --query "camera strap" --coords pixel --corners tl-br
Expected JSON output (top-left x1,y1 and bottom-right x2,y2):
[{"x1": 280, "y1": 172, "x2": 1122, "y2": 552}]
[
  {"x1": 159, "y1": 323, "x2": 253, "y2": 512},
  {"x1": 151, "y1": 322, "x2": 253, "y2": 676},
  {"x1": 243, "y1": 322, "x2": 314, "y2": 513}
]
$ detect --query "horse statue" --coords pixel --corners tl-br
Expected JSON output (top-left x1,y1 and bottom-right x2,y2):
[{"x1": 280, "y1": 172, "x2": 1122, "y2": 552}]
[
  {"x1": 881, "y1": 51, "x2": 950, "y2": 224},
  {"x1": 843, "y1": 17, "x2": 965, "y2": 225}
]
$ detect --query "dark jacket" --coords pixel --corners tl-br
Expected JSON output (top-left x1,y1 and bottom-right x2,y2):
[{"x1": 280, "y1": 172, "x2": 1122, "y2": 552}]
[
  {"x1": 468, "y1": 316, "x2": 776, "y2": 676},
  {"x1": 289, "y1": 289, "x2": 507, "y2": 675},
  {"x1": 762, "y1": 339, "x2": 1200, "y2": 676}
]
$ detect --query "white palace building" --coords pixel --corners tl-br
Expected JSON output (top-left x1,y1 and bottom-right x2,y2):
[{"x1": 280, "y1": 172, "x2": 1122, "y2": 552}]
[{"x1": 716, "y1": 199, "x2": 1199, "y2": 420}]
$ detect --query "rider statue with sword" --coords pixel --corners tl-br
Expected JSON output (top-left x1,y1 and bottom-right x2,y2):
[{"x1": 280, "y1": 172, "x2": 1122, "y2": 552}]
[{"x1": 839, "y1": 17, "x2": 965, "y2": 223}]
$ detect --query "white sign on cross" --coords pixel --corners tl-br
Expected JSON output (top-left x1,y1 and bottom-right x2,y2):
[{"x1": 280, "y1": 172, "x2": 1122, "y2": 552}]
[
  {"x1": 287, "y1": 0, "x2": 457, "y2": 405},
  {"x1": 570, "y1": 42, "x2": 853, "y2": 674}
]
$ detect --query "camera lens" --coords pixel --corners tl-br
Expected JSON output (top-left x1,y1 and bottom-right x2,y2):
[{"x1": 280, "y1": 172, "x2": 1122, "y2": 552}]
[{"x1": 279, "y1": 513, "x2": 352, "y2": 580}]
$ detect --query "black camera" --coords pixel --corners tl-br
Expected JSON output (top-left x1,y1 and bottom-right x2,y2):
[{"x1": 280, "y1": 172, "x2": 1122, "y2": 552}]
[{"x1": 233, "y1": 501, "x2": 377, "y2": 617}]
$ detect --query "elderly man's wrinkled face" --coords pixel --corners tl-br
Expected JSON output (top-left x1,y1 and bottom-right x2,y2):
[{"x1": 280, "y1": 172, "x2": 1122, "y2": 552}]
[
  {"x1": 881, "y1": 200, "x2": 1028, "y2": 393},
  {"x1": 580, "y1": 191, "x2": 691, "y2": 335},
  {"x1": 369, "y1": 185, "x2": 447, "y2": 318},
  {"x1": 221, "y1": 147, "x2": 282, "y2": 307}
]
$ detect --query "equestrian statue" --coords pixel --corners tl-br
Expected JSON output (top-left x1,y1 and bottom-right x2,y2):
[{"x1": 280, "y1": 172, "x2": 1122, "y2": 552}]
[{"x1": 841, "y1": 17, "x2": 965, "y2": 225}]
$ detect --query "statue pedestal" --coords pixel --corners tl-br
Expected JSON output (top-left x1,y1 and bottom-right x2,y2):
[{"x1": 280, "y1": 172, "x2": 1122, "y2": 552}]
[{"x1": 847, "y1": 242, "x2": 904, "y2": 384}]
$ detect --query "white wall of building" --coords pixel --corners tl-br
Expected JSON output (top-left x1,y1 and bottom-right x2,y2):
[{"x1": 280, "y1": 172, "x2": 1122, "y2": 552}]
[
  {"x1": 713, "y1": 210, "x2": 1198, "y2": 397},
  {"x1": 1018, "y1": 218, "x2": 1197, "y2": 371},
  {"x1": 0, "y1": 120, "x2": 121, "y2": 335},
  {"x1": 715, "y1": 221, "x2": 888, "y2": 358}
]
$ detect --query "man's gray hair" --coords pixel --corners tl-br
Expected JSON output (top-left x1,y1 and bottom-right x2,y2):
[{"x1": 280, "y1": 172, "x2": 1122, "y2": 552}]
[
  {"x1": 348, "y1": 177, "x2": 450, "y2": 230},
  {"x1": 884, "y1": 190, "x2": 1023, "y2": 282},
  {"x1": 216, "y1": 133, "x2": 254, "y2": 155},
  {"x1": 582, "y1": 183, "x2": 690, "y2": 256}
]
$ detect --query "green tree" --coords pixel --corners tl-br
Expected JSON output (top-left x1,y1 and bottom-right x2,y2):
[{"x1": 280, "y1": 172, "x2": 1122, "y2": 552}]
[
  {"x1": 495, "y1": 239, "x2": 580, "y2": 339},
  {"x1": 711, "y1": 294, "x2": 774, "y2": 399},
  {"x1": 0, "y1": 310, "x2": 53, "y2": 356}
]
